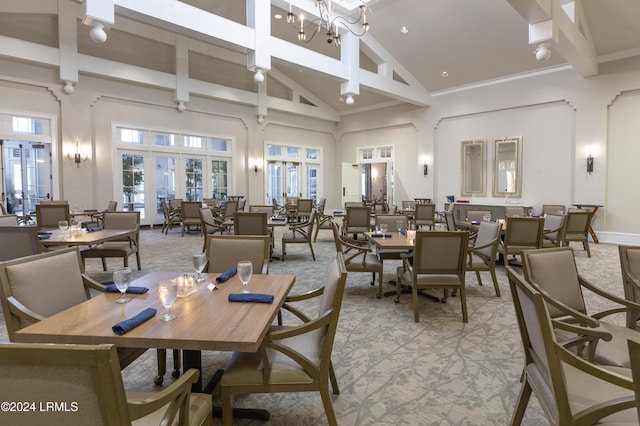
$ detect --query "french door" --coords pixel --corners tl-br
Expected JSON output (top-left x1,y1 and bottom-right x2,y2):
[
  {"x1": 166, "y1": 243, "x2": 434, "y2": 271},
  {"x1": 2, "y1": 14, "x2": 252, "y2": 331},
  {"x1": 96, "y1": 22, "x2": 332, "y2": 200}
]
[
  {"x1": 1, "y1": 140, "x2": 52, "y2": 215},
  {"x1": 267, "y1": 161, "x2": 300, "y2": 205}
]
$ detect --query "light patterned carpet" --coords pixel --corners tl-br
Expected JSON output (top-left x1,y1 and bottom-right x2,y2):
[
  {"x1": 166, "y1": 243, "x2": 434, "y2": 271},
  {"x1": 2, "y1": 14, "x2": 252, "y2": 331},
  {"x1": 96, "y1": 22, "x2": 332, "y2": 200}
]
[{"x1": 1, "y1": 224, "x2": 626, "y2": 425}]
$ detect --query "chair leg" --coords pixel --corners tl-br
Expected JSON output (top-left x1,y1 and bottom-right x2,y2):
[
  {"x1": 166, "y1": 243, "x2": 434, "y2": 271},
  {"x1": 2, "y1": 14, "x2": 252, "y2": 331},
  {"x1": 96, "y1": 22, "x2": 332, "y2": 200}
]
[
  {"x1": 584, "y1": 240, "x2": 591, "y2": 258},
  {"x1": 490, "y1": 269, "x2": 501, "y2": 297},
  {"x1": 155, "y1": 349, "x2": 167, "y2": 385},
  {"x1": 376, "y1": 270, "x2": 383, "y2": 299},
  {"x1": 459, "y1": 287, "x2": 468, "y2": 323},
  {"x1": 136, "y1": 252, "x2": 141, "y2": 270},
  {"x1": 222, "y1": 389, "x2": 233, "y2": 426},
  {"x1": 101, "y1": 258, "x2": 108, "y2": 271},
  {"x1": 329, "y1": 360, "x2": 340, "y2": 394},
  {"x1": 319, "y1": 380, "x2": 338, "y2": 426},
  {"x1": 309, "y1": 241, "x2": 316, "y2": 260},
  {"x1": 475, "y1": 271, "x2": 483, "y2": 286},
  {"x1": 281, "y1": 242, "x2": 286, "y2": 261},
  {"x1": 413, "y1": 286, "x2": 420, "y2": 323},
  {"x1": 171, "y1": 350, "x2": 181, "y2": 377},
  {"x1": 510, "y1": 379, "x2": 532, "y2": 426}
]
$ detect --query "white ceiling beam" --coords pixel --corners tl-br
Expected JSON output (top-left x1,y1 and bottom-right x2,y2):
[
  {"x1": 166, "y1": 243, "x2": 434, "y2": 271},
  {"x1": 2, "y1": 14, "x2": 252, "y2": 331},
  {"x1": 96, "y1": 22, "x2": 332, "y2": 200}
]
[{"x1": 0, "y1": 35, "x2": 59, "y2": 66}]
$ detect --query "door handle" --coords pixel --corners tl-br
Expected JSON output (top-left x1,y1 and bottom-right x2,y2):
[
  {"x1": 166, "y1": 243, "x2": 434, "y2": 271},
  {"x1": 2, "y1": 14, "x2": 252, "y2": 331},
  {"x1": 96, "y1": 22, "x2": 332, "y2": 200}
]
[{"x1": 343, "y1": 187, "x2": 345, "y2": 196}]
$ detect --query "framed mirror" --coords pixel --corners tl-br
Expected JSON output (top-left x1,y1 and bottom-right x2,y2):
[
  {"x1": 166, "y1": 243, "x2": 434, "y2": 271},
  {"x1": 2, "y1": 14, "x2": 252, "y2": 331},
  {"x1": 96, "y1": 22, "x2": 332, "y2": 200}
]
[
  {"x1": 461, "y1": 139, "x2": 487, "y2": 197},
  {"x1": 493, "y1": 136, "x2": 523, "y2": 198}
]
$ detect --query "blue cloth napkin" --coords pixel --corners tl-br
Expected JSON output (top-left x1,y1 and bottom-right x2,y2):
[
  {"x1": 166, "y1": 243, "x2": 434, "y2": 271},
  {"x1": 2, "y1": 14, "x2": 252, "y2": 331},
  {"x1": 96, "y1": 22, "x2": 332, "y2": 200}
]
[
  {"x1": 37, "y1": 231, "x2": 51, "y2": 235},
  {"x1": 228, "y1": 293, "x2": 274, "y2": 304},
  {"x1": 105, "y1": 285, "x2": 149, "y2": 294},
  {"x1": 112, "y1": 308, "x2": 156, "y2": 335},
  {"x1": 399, "y1": 229, "x2": 406, "y2": 235},
  {"x1": 216, "y1": 268, "x2": 237, "y2": 283},
  {"x1": 271, "y1": 217, "x2": 286, "y2": 221},
  {"x1": 371, "y1": 233, "x2": 393, "y2": 238},
  {"x1": 37, "y1": 235, "x2": 50, "y2": 240},
  {"x1": 86, "y1": 226, "x2": 103, "y2": 232}
]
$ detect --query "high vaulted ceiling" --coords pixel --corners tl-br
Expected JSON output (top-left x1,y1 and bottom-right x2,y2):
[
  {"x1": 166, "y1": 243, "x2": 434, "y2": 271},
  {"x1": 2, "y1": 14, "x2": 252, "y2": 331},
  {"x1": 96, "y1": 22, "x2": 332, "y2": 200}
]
[{"x1": 0, "y1": 1, "x2": 639, "y2": 119}]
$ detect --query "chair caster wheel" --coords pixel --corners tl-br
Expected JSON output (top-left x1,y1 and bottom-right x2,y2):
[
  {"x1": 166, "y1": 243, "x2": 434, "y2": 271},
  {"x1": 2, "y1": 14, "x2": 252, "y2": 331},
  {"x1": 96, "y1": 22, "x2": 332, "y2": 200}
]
[
  {"x1": 172, "y1": 370, "x2": 180, "y2": 378},
  {"x1": 376, "y1": 293, "x2": 381, "y2": 299},
  {"x1": 154, "y1": 375, "x2": 164, "y2": 385},
  {"x1": 394, "y1": 298, "x2": 399, "y2": 303},
  {"x1": 441, "y1": 298, "x2": 447, "y2": 304}
]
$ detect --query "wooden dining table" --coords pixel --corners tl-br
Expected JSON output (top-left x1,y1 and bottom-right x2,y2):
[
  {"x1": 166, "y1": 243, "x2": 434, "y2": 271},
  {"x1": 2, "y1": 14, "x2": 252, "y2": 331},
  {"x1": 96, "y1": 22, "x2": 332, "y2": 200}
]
[
  {"x1": 15, "y1": 271, "x2": 296, "y2": 420},
  {"x1": 38, "y1": 228, "x2": 135, "y2": 247}
]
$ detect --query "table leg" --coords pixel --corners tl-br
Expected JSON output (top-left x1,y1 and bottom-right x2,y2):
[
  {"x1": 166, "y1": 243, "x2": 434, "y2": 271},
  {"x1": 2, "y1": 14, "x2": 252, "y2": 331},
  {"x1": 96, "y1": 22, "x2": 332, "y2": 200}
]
[{"x1": 182, "y1": 350, "x2": 270, "y2": 421}]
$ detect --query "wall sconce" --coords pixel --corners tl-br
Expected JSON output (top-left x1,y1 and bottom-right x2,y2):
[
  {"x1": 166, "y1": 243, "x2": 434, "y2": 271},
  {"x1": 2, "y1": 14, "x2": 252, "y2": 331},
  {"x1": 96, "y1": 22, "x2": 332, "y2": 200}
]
[
  {"x1": 67, "y1": 140, "x2": 89, "y2": 168},
  {"x1": 587, "y1": 155, "x2": 594, "y2": 174},
  {"x1": 251, "y1": 158, "x2": 262, "y2": 174}
]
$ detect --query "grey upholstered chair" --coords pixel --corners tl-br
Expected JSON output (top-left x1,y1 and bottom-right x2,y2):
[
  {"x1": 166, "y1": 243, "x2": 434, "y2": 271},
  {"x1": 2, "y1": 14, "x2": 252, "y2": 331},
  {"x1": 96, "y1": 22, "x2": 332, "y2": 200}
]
[
  {"x1": 35, "y1": 203, "x2": 70, "y2": 230},
  {"x1": 282, "y1": 210, "x2": 316, "y2": 261},
  {"x1": 618, "y1": 244, "x2": 640, "y2": 328},
  {"x1": 80, "y1": 211, "x2": 141, "y2": 271},
  {"x1": 0, "y1": 343, "x2": 213, "y2": 426},
  {"x1": 331, "y1": 221, "x2": 383, "y2": 297},
  {"x1": 413, "y1": 203, "x2": 436, "y2": 230},
  {"x1": 161, "y1": 199, "x2": 181, "y2": 234},
  {"x1": 0, "y1": 214, "x2": 19, "y2": 225},
  {"x1": 504, "y1": 206, "x2": 527, "y2": 217},
  {"x1": 222, "y1": 200, "x2": 239, "y2": 220},
  {"x1": 542, "y1": 204, "x2": 566, "y2": 215},
  {"x1": 198, "y1": 207, "x2": 226, "y2": 251},
  {"x1": 562, "y1": 209, "x2": 593, "y2": 257},
  {"x1": 295, "y1": 199, "x2": 313, "y2": 222},
  {"x1": 181, "y1": 201, "x2": 202, "y2": 236},
  {"x1": 542, "y1": 213, "x2": 565, "y2": 247},
  {"x1": 506, "y1": 267, "x2": 636, "y2": 425},
  {"x1": 521, "y1": 246, "x2": 640, "y2": 368},
  {"x1": 205, "y1": 234, "x2": 270, "y2": 274},
  {"x1": 313, "y1": 197, "x2": 333, "y2": 242},
  {"x1": 396, "y1": 231, "x2": 469, "y2": 322},
  {"x1": 0, "y1": 226, "x2": 41, "y2": 261},
  {"x1": 498, "y1": 216, "x2": 544, "y2": 267},
  {"x1": 342, "y1": 206, "x2": 371, "y2": 240},
  {"x1": 465, "y1": 220, "x2": 502, "y2": 297},
  {"x1": 465, "y1": 210, "x2": 492, "y2": 222},
  {"x1": 221, "y1": 253, "x2": 348, "y2": 426}
]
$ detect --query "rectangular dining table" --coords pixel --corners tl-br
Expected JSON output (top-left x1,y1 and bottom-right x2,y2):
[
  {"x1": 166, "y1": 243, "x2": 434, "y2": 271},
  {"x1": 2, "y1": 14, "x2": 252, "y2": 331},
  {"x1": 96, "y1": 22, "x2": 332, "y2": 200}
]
[
  {"x1": 38, "y1": 228, "x2": 135, "y2": 247},
  {"x1": 15, "y1": 271, "x2": 296, "y2": 394}
]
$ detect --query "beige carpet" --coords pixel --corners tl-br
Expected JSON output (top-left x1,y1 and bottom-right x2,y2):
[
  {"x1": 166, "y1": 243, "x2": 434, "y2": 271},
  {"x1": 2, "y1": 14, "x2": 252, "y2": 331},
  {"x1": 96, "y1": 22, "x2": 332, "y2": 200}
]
[{"x1": 1, "y1": 224, "x2": 625, "y2": 425}]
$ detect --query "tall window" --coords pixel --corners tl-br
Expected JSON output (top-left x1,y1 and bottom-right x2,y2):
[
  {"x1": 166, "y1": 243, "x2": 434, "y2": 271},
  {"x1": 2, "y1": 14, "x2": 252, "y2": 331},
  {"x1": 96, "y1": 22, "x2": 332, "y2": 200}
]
[{"x1": 266, "y1": 143, "x2": 322, "y2": 205}]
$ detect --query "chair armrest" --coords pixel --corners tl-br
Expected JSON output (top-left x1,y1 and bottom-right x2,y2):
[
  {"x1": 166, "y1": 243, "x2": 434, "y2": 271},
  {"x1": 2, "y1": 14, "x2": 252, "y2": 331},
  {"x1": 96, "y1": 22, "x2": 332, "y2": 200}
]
[
  {"x1": 82, "y1": 274, "x2": 107, "y2": 292},
  {"x1": 8, "y1": 296, "x2": 46, "y2": 324},
  {"x1": 558, "y1": 345, "x2": 635, "y2": 393},
  {"x1": 127, "y1": 368, "x2": 200, "y2": 421},
  {"x1": 285, "y1": 287, "x2": 324, "y2": 303},
  {"x1": 533, "y1": 286, "x2": 601, "y2": 328},
  {"x1": 551, "y1": 318, "x2": 613, "y2": 362},
  {"x1": 579, "y1": 274, "x2": 640, "y2": 319}
]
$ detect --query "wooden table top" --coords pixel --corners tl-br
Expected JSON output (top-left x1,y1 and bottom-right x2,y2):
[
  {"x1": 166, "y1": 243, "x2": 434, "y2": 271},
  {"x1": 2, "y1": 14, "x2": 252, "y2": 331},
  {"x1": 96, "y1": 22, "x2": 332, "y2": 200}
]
[
  {"x1": 39, "y1": 228, "x2": 134, "y2": 246},
  {"x1": 15, "y1": 272, "x2": 295, "y2": 353},
  {"x1": 365, "y1": 231, "x2": 415, "y2": 250}
]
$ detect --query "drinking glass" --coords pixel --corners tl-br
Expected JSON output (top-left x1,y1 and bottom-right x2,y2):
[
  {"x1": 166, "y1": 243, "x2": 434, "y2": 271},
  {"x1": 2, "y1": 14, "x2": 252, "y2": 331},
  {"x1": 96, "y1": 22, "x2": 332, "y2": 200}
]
[
  {"x1": 113, "y1": 268, "x2": 132, "y2": 304},
  {"x1": 58, "y1": 220, "x2": 69, "y2": 235},
  {"x1": 192, "y1": 252, "x2": 206, "y2": 282},
  {"x1": 237, "y1": 261, "x2": 253, "y2": 294},
  {"x1": 396, "y1": 219, "x2": 404, "y2": 234},
  {"x1": 379, "y1": 223, "x2": 388, "y2": 239},
  {"x1": 483, "y1": 213, "x2": 491, "y2": 222},
  {"x1": 158, "y1": 280, "x2": 178, "y2": 321}
]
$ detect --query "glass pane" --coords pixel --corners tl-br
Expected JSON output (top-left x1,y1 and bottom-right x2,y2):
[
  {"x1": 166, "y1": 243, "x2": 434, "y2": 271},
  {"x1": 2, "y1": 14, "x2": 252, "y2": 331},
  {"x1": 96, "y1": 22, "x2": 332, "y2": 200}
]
[
  {"x1": 210, "y1": 138, "x2": 228, "y2": 151},
  {"x1": 185, "y1": 158, "x2": 203, "y2": 201},
  {"x1": 12, "y1": 117, "x2": 44, "y2": 135},
  {"x1": 306, "y1": 165, "x2": 318, "y2": 202},
  {"x1": 286, "y1": 147, "x2": 299, "y2": 158},
  {"x1": 267, "y1": 145, "x2": 281, "y2": 156},
  {"x1": 268, "y1": 161, "x2": 283, "y2": 205},
  {"x1": 306, "y1": 149, "x2": 318, "y2": 160},
  {"x1": 120, "y1": 128, "x2": 144, "y2": 144},
  {"x1": 184, "y1": 135, "x2": 203, "y2": 149},
  {"x1": 285, "y1": 163, "x2": 299, "y2": 197},
  {"x1": 154, "y1": 133, "x2": 175, "y2": 147},
  {"x1": 155, "y1": 156, "x2": 176, "y2": 219},
  {"x1": 211, "y1": 159, "x2": 228, "y2": 199},
  {"x1": 121, "y1": 153, "x2": 145, "y2": 216}
]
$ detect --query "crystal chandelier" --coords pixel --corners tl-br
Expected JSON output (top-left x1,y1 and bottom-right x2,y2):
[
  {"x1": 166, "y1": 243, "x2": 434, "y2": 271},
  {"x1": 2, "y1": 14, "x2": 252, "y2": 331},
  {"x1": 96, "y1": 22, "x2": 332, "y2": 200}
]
[{"x1": 286, "y1": 0, "x2": 370, "y2": 46}]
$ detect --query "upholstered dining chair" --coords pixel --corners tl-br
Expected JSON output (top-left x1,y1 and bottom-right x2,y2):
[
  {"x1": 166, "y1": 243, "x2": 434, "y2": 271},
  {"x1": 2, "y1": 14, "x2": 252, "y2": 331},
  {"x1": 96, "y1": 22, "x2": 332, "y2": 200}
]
[
  {"x1": 0, "y1": 203, "x2": 6, "y2": 215},
  {"x1": 233, "y1": 211, "x2": 269, "y2": 236},
  {"x1": 521, "y1": 246, "x2": 640, "y2": 368},
  {"x1": 295, "y1": 198, "x2": 314, "y2": 222},
  {"x1": 542, "y1": 204, "x2": 566, "y2": 216},
  {"x1": 373, "y1": 213, "x2": 411, "y2": 266},
  {"x1": 396, "y1": 231, "x2": 469, "y2": 322},
  {"x1": 562, "y1": 209, "x2": 593, "y2": 257},
  {"x1": 198, "y1": 207, "x2": 226, "y2": 251},
  {"x1": 82, "y1": 200, "x2": 117, "y2": 228},
  {"x1": 169, "y1": 198, "x2": 183, "y2": 211},
  {"x1": 465, "y1": 210, "x2": 492, "y2": 222},
  {"x1": 0, "y1": 343, "x2": 213, "y2": 426},
  {"x1": 506, "y1": 267, "x2": 636, "y2": 426},
  {"x1": 272, "y1": 197, "x2": 286, "y2": 217},
  {"x1": 35, "y1": 203, "x2": 70, "y2": 230},
  {"x1": 0, "y1": 214, "x2": 19, "y2": 225},
  {"x1": 181, "y1": 201, "x2": 202, "y2": 236},
  {"x1": 221, "y1": 253, "x2": 348, "y2": 426},
  {"x1": 443, "y1": 210, "x2": 463, "y2": 231},
  {"x1": 313, "y1": 197, "x2": 333, "y2": 242},
  {"x1": 331, "y1": 221, "x2": 383, "y2": 297},
  {"x1": 504, "y1": 206, "x2": 527, "y2": 217},
  {"x1": 627, "y1": 337, "x2": 640, "y2": 422},
  {"x1": 282, "y1": 210, "x2": 316, "y2": 261},
  {"x1": 413, "y1": 203, "x2": 436, "y2": 230},
  {"x1": 0, "y1": 225, "x2": 41, "y2": 261},
  {"x1": 618, "y1": 244, "x2": 640, "y2": 328},
  {"x1": 80, "y1": 211, "x2": 141, "y2": 271},
  {"x1": 465, "y1": 220, "x2": 502, "y2": 297},
  {"x1": 342, "y1": 206, "x2": 371, "y2": 241},
  {"x1": 161, "y1": 199, "x2": 181, "y2": 234},
  {"x1": 541, "y1": 213, "x2": 565, "y2": 248},
  {"x1": 249, "y1": 204, "x2": 274, "y2": 215},
  {"x1": 205, "y1": 234, "x2": 270, "y2": 274},
  {"x1": 498, "y1": 216, "x2": 544, "y2": 268},
  {"x1": 0, "y1": 248, "x2": 146, "y2": 372},
  {"x1": 222, "y1": 200, "x2": 239, "y2": 220}
]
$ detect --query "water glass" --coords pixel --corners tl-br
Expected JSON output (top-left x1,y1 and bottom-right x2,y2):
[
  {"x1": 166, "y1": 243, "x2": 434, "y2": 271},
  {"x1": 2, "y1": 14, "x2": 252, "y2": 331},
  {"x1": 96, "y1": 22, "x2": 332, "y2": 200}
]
[
  {"x1": 158, "y1": 280, "x2": 178, "y2": 321},
  {"x1": 396, "y1": 219, "x2": 404, "y2": 234},
  {"x1": 379, "y1": 223, "x2": 388, "y2": 239},
  {"x1": 192, "y1": 252, "x2": 206, "y2": 282},
  {"x1": 237, "y1": 261, "x2": 253, "y2": 294},
  {"x1": 58, "y1": 220, "x2": 69, "y2": 235},
  {"x1": 483, "y1": 213, "x2": 491, "y2": 222},
  {"x1": 113, "y1": 268, "x2": 132, "y2": 304}
]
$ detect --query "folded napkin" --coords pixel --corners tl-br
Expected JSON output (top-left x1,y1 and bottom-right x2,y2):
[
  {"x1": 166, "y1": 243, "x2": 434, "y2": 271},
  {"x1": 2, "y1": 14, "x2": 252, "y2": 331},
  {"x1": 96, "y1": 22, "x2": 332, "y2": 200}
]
[
  {"x1": 216, "y1": 268, "x2": 237, "y2": 283},
  {"x1": 84, "y1": 209, "x2": 98, "y2": 212},
  {"x1": 333, "y1": 210, "x2": 344, "y2": 214},
  {"x1": 371, "y1": 233, "x2": 393, "y2": 238},
  {"x1": 228, "y1": 293, "x2": 274, "y2": 304},
  {"x1": 37, "y1": 235, "x2": 50, "y2": 240},
  {"x1": 86, "y1": 226, "x2": 103, "y2": 232},
  {"x1": 271, "y1": 217, "x2": 286, "y2": 221},
  {"x1": 37, "y1": 231, "x2": 52, "y2": 235},
  {"x1": 105, "y1": 285, "x2": 149, "y2": 294},
  {"x1": 112, "y1": 308, "x2": 156, "y2": 336},
  {"x1": 399, "y1": 229, "x2": 406, "y2": 235}
]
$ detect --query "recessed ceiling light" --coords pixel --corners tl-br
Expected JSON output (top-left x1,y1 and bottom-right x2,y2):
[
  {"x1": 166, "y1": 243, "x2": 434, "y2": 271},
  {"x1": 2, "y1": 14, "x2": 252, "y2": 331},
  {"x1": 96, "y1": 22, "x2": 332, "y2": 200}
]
[
  {"x1": 400, "y1": 26, "x2": 409, "y2": 34},
  {"x1": 274, "y1": 14, "x2": 282, "y2": 19},
  {"x1": 441, "y1": 71, "x2": 449, "y2": 77}
]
